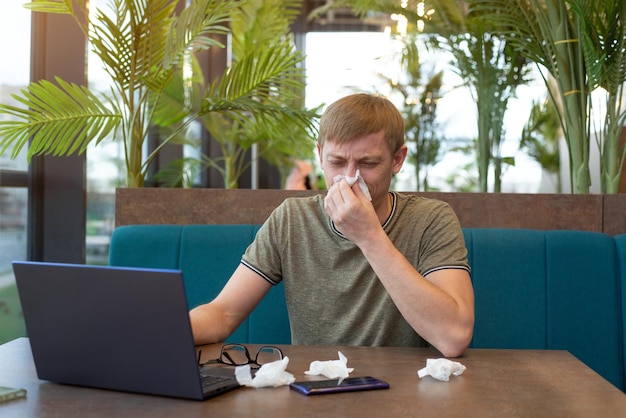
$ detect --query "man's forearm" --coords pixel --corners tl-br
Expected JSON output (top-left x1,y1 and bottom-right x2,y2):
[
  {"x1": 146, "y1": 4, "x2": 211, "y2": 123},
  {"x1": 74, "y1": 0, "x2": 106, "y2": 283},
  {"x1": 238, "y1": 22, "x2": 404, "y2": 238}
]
[{"x1": 358, "y1": 230, "x2": 474, "y2": 357}]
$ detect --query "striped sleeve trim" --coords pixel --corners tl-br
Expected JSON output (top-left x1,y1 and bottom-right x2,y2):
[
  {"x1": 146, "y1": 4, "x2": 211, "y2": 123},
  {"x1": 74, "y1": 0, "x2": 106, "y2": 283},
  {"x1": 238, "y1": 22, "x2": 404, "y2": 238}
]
[
  {"x1": 240, "y1": 260, "x2": 280, "y2": 285},
  {"x1": 423, "y1": 265, "x2": 471, "y2": 278}
]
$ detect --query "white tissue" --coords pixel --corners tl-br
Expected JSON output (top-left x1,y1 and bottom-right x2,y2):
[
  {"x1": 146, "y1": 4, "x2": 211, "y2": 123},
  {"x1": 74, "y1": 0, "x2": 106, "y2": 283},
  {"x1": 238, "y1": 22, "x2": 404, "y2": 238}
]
[
  {"x1": 417, "y1": 358, "x2": 466, "y2": 381},
  {"x1": 333, "y1": 169, "x2": 372, "y2": 201},
  {"x1": 304, "y1": 351, "x2": 355, "y2": 379},
  {"x1": 235, "y1": 357, "x2": 295, "y2": 388}
]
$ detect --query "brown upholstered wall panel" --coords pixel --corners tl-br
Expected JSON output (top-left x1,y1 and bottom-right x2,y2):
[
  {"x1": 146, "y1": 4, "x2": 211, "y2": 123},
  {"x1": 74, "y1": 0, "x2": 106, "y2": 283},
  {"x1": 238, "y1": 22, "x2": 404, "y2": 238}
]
[{"x1": 115, "y1": 189, "x2": 625, "y2": 235}]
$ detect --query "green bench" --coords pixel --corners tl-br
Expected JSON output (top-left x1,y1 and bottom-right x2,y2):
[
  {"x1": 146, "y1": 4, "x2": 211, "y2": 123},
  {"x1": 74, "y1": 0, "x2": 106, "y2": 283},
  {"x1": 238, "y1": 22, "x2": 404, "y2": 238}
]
[{"x1": 110, "y1": 224, "x2": 626, "y2": 391}]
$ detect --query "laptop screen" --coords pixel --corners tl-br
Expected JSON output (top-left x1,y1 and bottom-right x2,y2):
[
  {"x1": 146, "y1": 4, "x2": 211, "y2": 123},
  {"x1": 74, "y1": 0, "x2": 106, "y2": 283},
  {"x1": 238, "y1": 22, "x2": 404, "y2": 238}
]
[{"x1": 13, "y1": 261, "x2": 225, "y2": 400}]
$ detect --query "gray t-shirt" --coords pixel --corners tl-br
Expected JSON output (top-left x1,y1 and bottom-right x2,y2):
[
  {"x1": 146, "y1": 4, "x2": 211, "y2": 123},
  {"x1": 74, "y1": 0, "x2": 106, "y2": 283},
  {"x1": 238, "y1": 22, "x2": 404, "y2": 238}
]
[{"x1": 241, "y1": 192, "x2": 469, "y2": 347}]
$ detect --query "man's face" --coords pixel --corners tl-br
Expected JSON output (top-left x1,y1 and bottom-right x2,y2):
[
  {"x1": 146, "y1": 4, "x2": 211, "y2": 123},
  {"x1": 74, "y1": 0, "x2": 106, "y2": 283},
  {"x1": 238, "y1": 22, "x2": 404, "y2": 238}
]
[{"x1": 318, "y1": 130, "x2": 406, "y2": 205}]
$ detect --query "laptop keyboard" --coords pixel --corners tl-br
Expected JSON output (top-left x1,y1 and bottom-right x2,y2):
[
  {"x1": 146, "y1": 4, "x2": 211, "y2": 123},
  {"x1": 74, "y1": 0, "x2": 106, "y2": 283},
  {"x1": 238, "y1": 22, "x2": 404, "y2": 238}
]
[{"x1": 200, "y1": 373, "x2": 234, "y2": 389}]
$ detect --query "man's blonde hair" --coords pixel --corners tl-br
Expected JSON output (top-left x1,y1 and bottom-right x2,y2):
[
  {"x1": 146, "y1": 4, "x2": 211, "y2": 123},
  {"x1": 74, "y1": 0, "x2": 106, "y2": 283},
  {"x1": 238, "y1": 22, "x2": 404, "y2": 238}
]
[{"x1": 318, "y1": 94, "x2": 405, "y2": 153}]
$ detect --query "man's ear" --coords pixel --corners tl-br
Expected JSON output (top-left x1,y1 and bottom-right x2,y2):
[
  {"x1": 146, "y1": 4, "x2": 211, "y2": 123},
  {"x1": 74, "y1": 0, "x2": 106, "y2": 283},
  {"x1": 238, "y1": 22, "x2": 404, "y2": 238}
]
[
  {"x1": 316, "y1": 142, "x2": 323, "y2": 164},
  {"x1": 392, "y1": 145, "x2": 408, "y2": 174}
]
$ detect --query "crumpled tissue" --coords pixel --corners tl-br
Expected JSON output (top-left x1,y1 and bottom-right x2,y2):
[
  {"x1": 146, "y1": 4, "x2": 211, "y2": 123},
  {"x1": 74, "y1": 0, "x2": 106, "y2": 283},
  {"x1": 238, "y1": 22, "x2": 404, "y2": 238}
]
[
  {"x1": 333, "y1": 169, "x2": 372, "y2": 201},
  {"x1": 304, "y1": 351, "x2": 354, "y2": 379},
  {"x1": 235, "y1": 357, "x2": 295, "y2": 388},
  {"x1": 417, "y1": 358, "x2": 466, "y2": 382}
]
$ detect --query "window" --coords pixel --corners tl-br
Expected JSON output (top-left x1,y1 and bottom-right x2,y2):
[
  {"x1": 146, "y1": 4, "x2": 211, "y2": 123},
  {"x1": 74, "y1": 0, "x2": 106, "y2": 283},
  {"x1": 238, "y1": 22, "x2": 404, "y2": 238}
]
[{"x1": 0, "y1": 1, "x2": 31, "y2": 343}]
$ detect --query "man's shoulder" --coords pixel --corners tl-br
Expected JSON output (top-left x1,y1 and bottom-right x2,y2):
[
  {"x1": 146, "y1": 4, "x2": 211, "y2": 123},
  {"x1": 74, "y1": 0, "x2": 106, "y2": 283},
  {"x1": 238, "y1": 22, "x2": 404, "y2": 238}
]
[
  {"x1": 391, "y1": 193, "x2": 460, "y2": 229},
  {"x1": 279, "y1": 193, "x2": 325, "y2": 211},
  {"x1": 395, "y1": 192, "x2": 451, "y2": 212},
  {"x1": 282, "y1": 193, "x2": 325, "y2": 204},
  {"x1": 269, "y1": 193, "x2": 326, "y2": 221}
]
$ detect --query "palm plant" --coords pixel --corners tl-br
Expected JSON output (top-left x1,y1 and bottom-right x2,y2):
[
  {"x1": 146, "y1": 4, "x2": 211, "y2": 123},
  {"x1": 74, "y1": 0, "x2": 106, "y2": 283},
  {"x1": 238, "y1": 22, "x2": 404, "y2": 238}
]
[
  {"x1": 378, "y1": 33, "x2": 446, "y2": 191},
  {"x1": 406, "y1": 70, "x2": 446, "y2": 192},
  {"x1": 154, "y1": 0, "x2": 318, "y2": 188},
  {"x1": 0, "y1": 0, "x2": 317, "y2": 188},
  {"x1": 568, "y1": 0, "x2": 626, "y2": 193},
  {"x1": 313, "y1": 0, "x2": 532, "y2": 192},
  {"x1": 424, "y1": 5, "x2": 531, "y2": 192},
  {"x1": 521, "y1": 98, "x2": 563, "y2": 192},
  {"x1": 469, "y1": 0, "x2": 595, "y2": 193}
]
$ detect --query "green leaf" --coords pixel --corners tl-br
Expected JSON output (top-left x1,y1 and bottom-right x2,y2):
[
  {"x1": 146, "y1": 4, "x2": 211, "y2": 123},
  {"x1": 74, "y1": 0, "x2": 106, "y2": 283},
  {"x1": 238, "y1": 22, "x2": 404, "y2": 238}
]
[
  {"x1": 23, "y1": 0, "x2": 77, "y2": 14},
  {"x1": 0, "y1": 77, "x2": 121, "y2": 160},
  {"x1": 164, "y1": 0, "x2": 239, "y2": 68}
]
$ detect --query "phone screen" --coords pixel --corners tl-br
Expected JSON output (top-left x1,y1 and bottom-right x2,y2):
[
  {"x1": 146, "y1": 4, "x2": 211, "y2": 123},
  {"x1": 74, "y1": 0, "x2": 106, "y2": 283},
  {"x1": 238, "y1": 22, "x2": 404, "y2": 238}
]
[{"x1": 289, "y1": 376, "x2": 390, "y2": 395}]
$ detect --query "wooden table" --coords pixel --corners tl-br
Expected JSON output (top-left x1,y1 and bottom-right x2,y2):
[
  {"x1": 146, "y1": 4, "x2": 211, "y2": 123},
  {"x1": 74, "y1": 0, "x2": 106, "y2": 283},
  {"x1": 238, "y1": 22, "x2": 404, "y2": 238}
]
[{"x1": 1, "y1": 338, "x2": 625, "y2": 417}]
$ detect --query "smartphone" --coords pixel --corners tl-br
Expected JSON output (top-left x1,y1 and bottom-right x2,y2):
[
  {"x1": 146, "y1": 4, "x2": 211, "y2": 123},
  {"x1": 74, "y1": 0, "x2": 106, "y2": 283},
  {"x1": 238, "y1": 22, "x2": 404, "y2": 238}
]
[
  {"x1": 0, "y1": 386, "x2": 27, "y2": 404},
  {"x1": 289, "y1": 376, "x2": 390, "y2": 396}
]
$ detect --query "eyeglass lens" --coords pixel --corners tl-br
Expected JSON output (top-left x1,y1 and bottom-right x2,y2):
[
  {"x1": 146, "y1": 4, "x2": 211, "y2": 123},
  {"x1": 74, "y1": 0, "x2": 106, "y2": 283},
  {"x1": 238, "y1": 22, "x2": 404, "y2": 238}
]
[
  {"x1": 255, "y1": 346, "x2": 283, "y2": 365},
  {"x1": 220, "y1": 344, "x2": 283, "y2": 366},
  {"x1": 221, "y1": 344, "x2": 252, "y2": 366}
]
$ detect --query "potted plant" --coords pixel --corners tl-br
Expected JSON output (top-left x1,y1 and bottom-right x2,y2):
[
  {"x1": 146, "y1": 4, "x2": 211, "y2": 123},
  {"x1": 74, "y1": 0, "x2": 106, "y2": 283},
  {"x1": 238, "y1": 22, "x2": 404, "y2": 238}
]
[
  {"x1": 152, "y1": 0, "x2": 319, "y2": 188},
  {"x1": 311, "y1": 0, "x2": 533, "y2": 192},
  {"x1": 0, "y1": 0, "x2": 317, "y2": 188},
  {"x1": 422, "y1": 1, "x2": 533, "y2": 192},
  {"x1": 468, "y1": 0, "x2": 626, "y2": 194}
]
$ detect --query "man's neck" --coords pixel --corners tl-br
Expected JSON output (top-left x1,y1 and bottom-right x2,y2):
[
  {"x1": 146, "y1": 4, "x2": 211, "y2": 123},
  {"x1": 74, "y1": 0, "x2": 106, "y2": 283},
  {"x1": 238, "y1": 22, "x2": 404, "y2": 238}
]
[{"x1": 374, "y1": 192, "x2": 393, "y2": 225}]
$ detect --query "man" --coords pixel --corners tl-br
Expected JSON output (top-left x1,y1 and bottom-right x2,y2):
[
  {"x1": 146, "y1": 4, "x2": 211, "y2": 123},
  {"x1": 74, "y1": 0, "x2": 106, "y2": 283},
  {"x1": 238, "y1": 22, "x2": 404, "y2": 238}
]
[{"x1": 190, "y1": 94, "x2": 474, "y2": 357}]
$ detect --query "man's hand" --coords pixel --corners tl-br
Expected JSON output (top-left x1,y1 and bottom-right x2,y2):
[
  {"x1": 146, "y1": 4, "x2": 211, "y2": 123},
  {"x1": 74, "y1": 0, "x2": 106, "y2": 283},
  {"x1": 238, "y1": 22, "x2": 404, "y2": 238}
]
[{"x1": 324, "y1": 178, "x2": 380, "y2": 244}]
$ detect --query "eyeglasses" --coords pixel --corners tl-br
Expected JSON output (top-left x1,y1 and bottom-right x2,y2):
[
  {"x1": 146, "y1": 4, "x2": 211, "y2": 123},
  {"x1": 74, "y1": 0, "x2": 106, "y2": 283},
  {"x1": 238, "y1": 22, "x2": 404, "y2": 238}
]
[{"x1": 198, "y1": 343, "x2": 284, "y2": 369}]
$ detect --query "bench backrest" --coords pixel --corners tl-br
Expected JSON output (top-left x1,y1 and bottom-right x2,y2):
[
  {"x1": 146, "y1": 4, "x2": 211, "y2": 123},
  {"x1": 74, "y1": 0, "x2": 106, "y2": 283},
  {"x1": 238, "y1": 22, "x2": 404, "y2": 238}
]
[
  {"x1": 464, "y1": 229, "x2": 624, "y2": 391},
  {"x1": 109, "y1": 224, "x2": 290, "y2": 345}
]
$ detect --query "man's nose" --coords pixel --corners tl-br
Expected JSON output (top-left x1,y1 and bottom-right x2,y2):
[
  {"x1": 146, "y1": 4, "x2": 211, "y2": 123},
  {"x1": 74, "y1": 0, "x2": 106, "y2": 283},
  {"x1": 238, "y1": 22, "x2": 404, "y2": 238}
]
[{"x1": 344, "y1": 163, "x2": 358, "y2": 178}]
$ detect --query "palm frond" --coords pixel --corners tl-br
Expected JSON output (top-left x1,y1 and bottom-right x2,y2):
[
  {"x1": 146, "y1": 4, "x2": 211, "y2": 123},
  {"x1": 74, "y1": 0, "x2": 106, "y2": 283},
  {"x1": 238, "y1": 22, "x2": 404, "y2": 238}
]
[
  {"x1": 24, "y1": 1, "x2": 89, "y2": 33},
  {"x1": 151, "y1": 57, "x2": 205, "y2": 127},
  {"x1": 91, "y1": 8, "x2": 134, "y2": 93},
  {"x1": 201, "y1": 97, "x2": 317, "y2": 136},
  {"x1": 23, "y1": 0, "x2": 82, "y2": 15},
  {"x1": 468, "y1": 0, "x2": 550, "y2": 69},
  {"x1": 425, "y1": 0, "x2": 469, "y2": 34},
  {"x1": 207, "y1": 41, "x2": 305, "y2": 102},
  {"x1": 231, "y1": 0, "x2": 302, "y2": 56},
  {"x1": 568, "y1": 0, "x2": 626, "y2": 93},
  {"x1": 91, "y1": 0, "x2": 175, "y2": 94},
  {"x1": 0, "y1": 78, "x2": 121, "y2": 160},
  {"x1": 135, "y1": 0, "x2": 176, "y2": 74},
  {"x1": 164, "y1": 0, "x2": 238, "y2": 68}
]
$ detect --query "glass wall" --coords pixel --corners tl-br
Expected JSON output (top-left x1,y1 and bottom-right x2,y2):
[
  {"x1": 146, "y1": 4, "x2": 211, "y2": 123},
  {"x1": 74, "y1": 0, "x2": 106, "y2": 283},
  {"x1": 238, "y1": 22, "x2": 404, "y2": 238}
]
[
  {"x1": 0, "y1": 3, "x2": 544, "y2": 345},
  {"x1": 305, "y1": 31, "x2": 543, "y2": 192},
  {"x1": 85, "y1": 0, "x2": 122, "y2": 265},
  {"x1": 0, "y1": 2, "x2": 31, "y2": 343}
]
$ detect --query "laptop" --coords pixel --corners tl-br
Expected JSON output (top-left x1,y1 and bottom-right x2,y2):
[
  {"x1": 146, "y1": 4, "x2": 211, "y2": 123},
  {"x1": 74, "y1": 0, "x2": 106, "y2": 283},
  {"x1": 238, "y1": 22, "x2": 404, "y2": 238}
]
[{"x1": 12, "y1": 261, "x2": 241, "y2": 400}]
